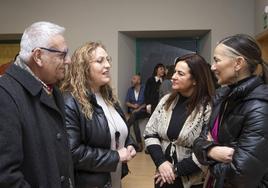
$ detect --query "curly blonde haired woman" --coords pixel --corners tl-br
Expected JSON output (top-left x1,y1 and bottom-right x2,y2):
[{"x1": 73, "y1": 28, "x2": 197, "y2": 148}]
[{"x1": 61, "y1": 42, "x2": 136, "y2": 188}]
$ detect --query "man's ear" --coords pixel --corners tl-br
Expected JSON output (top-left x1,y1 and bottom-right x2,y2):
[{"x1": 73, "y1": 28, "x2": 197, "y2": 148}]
[
  {"x1": 32, "y1": 49, "x2": 43, "y2": 67},
  {"x1": 234, "y1": 56, "x2": 246, "y2": 71}
]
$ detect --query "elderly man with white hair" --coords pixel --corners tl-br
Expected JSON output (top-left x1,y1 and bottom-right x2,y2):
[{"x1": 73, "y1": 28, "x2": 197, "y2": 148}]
[{"x1": 0, "y1": 21, "x2": 74, "y2": 188}]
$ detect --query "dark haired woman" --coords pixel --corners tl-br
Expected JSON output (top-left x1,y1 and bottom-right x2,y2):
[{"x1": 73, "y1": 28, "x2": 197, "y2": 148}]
[
  {"x1": 144, "y1": 63, "x2": 166, "y2": 114},
  {"x1": 144, "y1": 53, "x2": 215, "y2": 188}
]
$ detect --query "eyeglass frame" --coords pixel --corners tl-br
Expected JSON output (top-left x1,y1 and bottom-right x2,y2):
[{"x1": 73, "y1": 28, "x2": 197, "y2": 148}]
[
  {"x1": 90, "y1": 56, "x2": 112, "y2": 64},
  {"x1": 32, "y1": 47, "x2": 69, "y2": 61}
]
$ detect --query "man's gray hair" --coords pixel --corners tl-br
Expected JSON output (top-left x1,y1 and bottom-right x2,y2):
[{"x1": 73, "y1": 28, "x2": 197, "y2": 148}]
[{"x1": 19, "y1": 21, "x2": 65, "y2": 62}]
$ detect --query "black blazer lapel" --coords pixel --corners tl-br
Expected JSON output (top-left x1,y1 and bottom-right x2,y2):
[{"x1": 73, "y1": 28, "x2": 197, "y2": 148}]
[{"x1": 40, "y1": 89, "x2": 64, "y2": 120}]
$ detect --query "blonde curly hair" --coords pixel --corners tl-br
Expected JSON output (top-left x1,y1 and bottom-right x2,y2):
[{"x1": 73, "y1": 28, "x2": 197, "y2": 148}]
[{"x1": 60, "y1": 41, "x2": 117, "y2": 119}]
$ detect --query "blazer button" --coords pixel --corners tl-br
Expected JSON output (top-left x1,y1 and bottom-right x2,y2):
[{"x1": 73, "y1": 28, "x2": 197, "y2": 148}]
[
  {"x1": 56, "y1": 133, "x2": 62, "y2": 140},
  {"x1": 60, "y1": 175, "x2": 65, "y2": 182}
]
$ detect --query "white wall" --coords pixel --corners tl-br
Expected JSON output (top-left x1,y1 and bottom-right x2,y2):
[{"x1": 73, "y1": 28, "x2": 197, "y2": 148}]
[
  {"x1": 0, "y1": 0, "x2": 255, "y2": 106},
  {"x1": 118, "y1": 32, "x2": 136, "y2": 107}
]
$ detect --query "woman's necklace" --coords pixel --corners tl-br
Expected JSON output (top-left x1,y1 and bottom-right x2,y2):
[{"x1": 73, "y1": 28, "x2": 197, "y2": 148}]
[
  {"x1": 95, "y1": 92, "x2": 121, "y2": 149},
  {"x1": 106, "y1": 105, "x2": 121, "y2": 149}
]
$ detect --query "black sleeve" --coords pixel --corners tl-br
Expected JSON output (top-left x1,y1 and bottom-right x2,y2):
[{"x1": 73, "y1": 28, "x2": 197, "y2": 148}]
[
  {"x1": 148, "y1": 145, "x2": 201, "y2": 176},
  {"x1": 193, "y1": 124, "x2": 218, "y2": 165},
  {"x1": 174, "y1": 156, "x2": 200, "y2": 176},
  {"x1": 147, "y1": 144, "x2": 167, "y2": 168},
  {"x1": 210, "y1": 102, "x2": 268, "y2": 188},
  {"x1": 144, "y1": 78, "x2": 153, "y2": 105}
]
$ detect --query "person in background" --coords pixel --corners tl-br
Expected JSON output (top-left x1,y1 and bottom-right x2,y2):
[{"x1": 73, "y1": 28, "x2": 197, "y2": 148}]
[
  {"x1": 144, "y1": 63, "x2": 165, "y2": 114},
  {"x1": 60, "y1": 41, "x2": 136, "y2": 188},
  {"x1": 159, "y1": 64, "x2": 175, "y2": 99},
  {"x1": 0, "y1": 61, "x2": 12, "y2": 75},
  {"x1": 144, "y1": 53, "x2": 215, "y2": 188},
  {"x1": 0, "y1": 21, "x2": 74, "y2": 187},
  {"x1": 125, "y1": 74, "x2": 149, "y2": 152},
  {"x1": 193, "y1": 34, "x2": 268, "y2": 188}
]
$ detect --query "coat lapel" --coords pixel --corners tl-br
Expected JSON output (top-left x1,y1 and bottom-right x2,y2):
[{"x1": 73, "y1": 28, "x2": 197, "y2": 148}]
[
  {"x1": 6, "y1": 64, "x2": 64, "y2": 121},
  {"x1": 53, "y1": 87, "x2": 65, "y2": 117},
  {"x1": 40, "y1": 91, "x2": 56, "y2": 110}
]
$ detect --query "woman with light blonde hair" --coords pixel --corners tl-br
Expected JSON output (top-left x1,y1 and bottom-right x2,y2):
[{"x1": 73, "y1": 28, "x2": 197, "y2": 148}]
[
  {"x1": 61, "y1": 41, "x2": 136, "y2": 188},
  {"x1": 193, "y1": 34, "x2": 268, "y2": 188}
]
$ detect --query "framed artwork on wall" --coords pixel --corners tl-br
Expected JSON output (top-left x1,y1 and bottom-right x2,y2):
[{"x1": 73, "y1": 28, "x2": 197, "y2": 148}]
[{"x1": 0, "y1": 38, "x2": 20, "y2": 75}]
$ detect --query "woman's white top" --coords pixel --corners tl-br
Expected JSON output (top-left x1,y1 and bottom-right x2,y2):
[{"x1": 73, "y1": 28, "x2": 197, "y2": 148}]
[{"x1": 95, "y1": 92, "x2": 128, "y2": 188}]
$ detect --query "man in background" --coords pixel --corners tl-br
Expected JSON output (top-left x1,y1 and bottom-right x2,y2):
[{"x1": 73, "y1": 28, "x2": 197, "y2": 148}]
[
  {"x1": 0, "y1": 21, "x2": 74, "y2": 188},
  {"x1": 126, "y1": 74, "x2": 149, "y2": 152}
]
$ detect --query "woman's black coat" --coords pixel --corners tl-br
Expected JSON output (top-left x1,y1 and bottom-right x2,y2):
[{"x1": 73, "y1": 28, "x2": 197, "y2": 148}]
[
  {"x1": 193, "y1": 76, "x2": 268, "y2": 188},
  {"x1": 144, "y1": 76, "x2": 161, "y2": 113},
  {"x1": 64, "y1": 92, "x2": 134, "y2": 188}
]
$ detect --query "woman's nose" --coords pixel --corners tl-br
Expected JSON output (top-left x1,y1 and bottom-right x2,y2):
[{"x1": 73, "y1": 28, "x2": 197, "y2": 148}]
[{"x1": 211, "y1": 64, "x2": 216, "y2": 71}]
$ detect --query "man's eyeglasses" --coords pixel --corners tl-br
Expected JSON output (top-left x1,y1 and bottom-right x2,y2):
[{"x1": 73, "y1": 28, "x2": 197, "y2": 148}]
[{"x1": 35, "y1": 47, "x2": 68, "y2": 60}]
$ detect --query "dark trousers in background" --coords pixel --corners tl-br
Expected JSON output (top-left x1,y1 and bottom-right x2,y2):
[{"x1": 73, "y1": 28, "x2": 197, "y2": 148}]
[{"x1": 127, "y1": 110, "x2": 149, "y2": 144}]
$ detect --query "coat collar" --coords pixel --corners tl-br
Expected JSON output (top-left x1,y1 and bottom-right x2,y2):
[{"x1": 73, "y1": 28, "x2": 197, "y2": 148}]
[
  {"x1": 214, "y1": 76, "x2": 267, "y2": 104},
  {"x1": 6, "y1": 63, "x2": 64, "y2": 117},
  {"x1": 228, "y1": 76, "x2": 262, "y2": 101},
  {"x1": 6, "y1": 63, "x2": 43, "y2": 96}
]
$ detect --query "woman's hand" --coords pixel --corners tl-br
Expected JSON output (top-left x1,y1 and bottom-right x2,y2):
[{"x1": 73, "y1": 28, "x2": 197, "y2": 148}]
[
  {"x1": 157, "y1": 161, "x2": 175, "y2": 184},
  {"x1": 127, "y1": 145, "x2": 136, "y2": 158},
  {"x1": 208, "y1": 146, "x2": 234, "y2": 163},
  {"x1": 207, "y1": 132, "x2": 213, "y2": 141},
  {"x1": 154, "y1": 171, "x2": 165, "y2": 187},
  {"x1": 117, "y1": 147, "x2": 132, "y2": 163},
  {"x1": 146, "y1": 104, "x2": 152, "y2": 114}
]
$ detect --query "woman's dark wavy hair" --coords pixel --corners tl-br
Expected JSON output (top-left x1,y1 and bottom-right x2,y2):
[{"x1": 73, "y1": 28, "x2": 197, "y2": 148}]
[
  {"x1": 164, "y1": 53, "x2": 215, "y2": 115},
  {"x1": 152, "y1": 63, "x2": 165, "y2": 76}
]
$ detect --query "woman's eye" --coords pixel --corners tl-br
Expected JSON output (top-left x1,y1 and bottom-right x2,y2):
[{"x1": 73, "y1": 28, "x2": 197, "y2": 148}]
[
  {"x1": 213, "y1": 57, "x2": 220, "y2": 63},
  {"x1": 96, "y1": 58, "x2": 103, "y2": 63}
]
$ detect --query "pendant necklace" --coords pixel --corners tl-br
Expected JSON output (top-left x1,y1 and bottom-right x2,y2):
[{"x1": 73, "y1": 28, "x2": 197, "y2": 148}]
[{"x1": 106, "y1": 105, "x2": 121, "y2": 149}]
